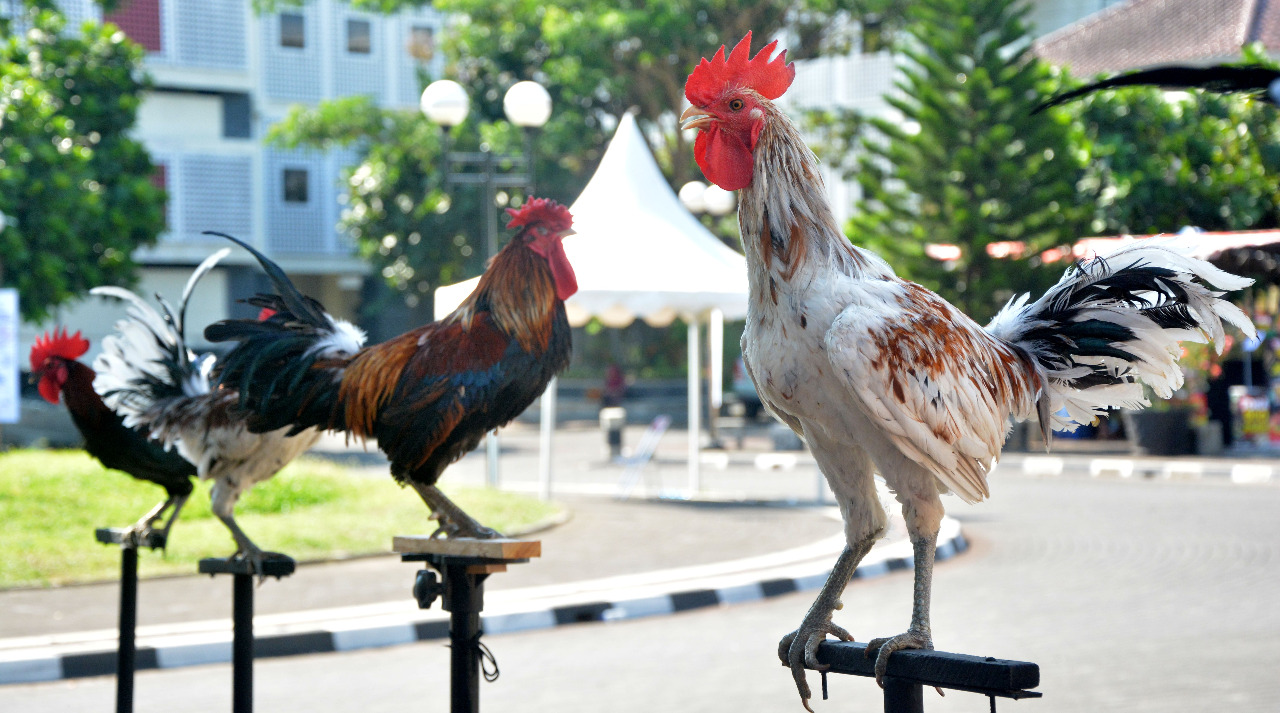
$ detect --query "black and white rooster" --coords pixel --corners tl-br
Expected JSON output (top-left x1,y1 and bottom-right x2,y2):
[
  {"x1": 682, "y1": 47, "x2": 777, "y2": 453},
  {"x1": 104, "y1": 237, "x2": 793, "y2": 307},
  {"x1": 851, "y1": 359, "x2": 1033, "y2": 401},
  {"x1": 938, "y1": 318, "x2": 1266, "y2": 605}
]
[{"x1": 92, "y1": 249, "x2": 320, "y2": 573}]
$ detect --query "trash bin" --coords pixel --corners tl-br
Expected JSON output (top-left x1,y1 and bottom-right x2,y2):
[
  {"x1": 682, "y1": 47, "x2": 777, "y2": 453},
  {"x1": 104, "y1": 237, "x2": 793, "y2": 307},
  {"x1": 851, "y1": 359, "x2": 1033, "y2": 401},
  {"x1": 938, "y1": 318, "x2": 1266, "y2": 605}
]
[{"x1": 600, "y1": 407, "x2": 626, "y2": 458}]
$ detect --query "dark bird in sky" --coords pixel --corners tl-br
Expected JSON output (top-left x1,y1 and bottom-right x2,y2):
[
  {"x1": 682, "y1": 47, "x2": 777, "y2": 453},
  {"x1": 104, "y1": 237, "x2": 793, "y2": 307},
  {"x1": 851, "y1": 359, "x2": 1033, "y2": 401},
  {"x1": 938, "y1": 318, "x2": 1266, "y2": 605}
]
[{"x1": 1034, "y1": 64, "x2": 1280, "y2": 113}]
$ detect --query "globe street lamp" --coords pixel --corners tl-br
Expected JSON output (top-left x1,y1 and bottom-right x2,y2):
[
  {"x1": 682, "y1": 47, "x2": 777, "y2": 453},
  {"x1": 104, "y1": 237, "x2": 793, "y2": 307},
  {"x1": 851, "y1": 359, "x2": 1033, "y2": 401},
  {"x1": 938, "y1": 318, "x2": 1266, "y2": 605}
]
[
  {"x1": 678, "y1": 180, "x2": 736, "y2": 217},
  {"x1": 420, "y1": 79, "x2": 552, "y2": 258}
]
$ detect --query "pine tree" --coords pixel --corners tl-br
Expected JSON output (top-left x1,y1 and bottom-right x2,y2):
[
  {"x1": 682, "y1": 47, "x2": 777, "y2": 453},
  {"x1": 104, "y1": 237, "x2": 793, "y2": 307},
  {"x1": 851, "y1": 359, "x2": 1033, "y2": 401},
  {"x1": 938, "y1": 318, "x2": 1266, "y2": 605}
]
[{"x1": 849, "y1": 0, "x2": 1090, "y2": 320}]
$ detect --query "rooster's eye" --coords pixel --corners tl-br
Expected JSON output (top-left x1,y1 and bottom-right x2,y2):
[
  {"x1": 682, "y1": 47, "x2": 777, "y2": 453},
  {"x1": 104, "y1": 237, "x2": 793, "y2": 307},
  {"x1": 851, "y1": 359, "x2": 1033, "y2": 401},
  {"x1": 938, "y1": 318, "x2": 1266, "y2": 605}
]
[{"x1": 728, "y1": 98, "x2": 744, "y2": 111}]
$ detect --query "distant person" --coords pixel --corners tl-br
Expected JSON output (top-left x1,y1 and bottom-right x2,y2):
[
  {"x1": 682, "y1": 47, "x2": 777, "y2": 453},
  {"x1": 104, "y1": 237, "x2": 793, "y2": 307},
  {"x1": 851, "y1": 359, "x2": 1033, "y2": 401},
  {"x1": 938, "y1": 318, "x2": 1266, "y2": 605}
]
[{"x1": 602, "y1": 364, "x2": 627, "y2": 407}]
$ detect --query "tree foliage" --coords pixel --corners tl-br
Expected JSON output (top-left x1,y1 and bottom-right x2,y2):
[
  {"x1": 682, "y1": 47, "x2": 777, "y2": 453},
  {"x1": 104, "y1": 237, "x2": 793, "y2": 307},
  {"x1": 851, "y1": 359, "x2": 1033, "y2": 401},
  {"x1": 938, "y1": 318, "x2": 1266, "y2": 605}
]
[
  {"x1": 847, "y1": 0, "x2": 1090, "y2": 321},
  {"x1": 1063, "y1": 44, "x2": 1280, "y2": 236},
  {"x1": 0, "y1": 4, "x2": 165, "y2": 322},
  {"x1": 270, "y1": 0, "x2": 875, "y2": 314},
  {"x1": 268, "y1": 96, "x2": 500, "y2": 316}
]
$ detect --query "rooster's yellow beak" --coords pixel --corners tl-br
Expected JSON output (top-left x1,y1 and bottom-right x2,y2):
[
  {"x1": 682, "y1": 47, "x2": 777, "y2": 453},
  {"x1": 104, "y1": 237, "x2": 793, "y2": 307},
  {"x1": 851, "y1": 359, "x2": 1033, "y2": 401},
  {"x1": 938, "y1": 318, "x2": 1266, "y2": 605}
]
[{"x1": 680, "y1": 106, "x2": 713, "y2": 131}]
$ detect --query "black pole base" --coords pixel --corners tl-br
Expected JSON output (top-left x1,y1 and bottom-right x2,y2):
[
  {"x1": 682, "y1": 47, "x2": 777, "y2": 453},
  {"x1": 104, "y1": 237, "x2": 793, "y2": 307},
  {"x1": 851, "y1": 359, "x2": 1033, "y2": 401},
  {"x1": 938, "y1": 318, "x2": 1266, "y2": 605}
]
[
  {"x1": 97, "y1": 527, "x2": 165, "y2": 713},
  {"x1": 398, "y1": 537, "x2": 540, "y2": 713},
  {"x1": 197, "y1": 556, "x2": 296, "y2": 713}
]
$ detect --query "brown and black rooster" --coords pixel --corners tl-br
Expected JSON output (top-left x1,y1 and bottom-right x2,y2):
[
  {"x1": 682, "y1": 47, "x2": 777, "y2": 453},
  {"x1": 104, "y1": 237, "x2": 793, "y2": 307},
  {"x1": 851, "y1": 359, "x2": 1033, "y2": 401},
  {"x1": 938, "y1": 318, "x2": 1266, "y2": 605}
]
[
  {"x1": 30, "y1": 328, "x2": 197, "y2": 547},
  {"x1": 205, "y1": 197, "x2": 577, "y2": 537}
]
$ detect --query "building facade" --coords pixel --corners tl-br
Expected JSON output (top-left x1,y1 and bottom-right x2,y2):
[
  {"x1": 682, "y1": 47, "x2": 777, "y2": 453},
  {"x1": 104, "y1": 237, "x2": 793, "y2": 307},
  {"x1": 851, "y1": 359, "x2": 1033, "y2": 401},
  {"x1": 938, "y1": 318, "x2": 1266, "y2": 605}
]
[{"x1": 20, "y1": 0, "x2": 445, "y2": 356}]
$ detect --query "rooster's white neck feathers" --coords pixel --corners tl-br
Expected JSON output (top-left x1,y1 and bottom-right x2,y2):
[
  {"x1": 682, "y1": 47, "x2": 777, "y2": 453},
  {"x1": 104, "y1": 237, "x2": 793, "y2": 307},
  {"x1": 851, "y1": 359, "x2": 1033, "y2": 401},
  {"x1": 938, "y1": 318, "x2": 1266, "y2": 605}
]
[{"x1": 737, "y1": 100, "x2": 893, "y2": 289}]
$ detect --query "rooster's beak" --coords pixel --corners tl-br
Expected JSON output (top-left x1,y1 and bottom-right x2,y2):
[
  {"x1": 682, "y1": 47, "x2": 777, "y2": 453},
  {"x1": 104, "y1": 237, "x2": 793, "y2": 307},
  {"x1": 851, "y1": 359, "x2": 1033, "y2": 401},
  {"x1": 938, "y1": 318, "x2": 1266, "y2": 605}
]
[{"x1": 680, "y1": 106, "x2": 713, "y2": 131}]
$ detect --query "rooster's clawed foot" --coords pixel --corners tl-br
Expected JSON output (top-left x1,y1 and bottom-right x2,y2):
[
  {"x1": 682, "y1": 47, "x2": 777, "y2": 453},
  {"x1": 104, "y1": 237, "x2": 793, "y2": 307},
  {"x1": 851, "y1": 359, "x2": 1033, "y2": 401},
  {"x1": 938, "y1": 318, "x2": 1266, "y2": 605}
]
[
  {"x1": 427, "y1": 510, "x2": 501, "y2": 540},
  {"x1": 865, "y1": 628, "x2": 933, "y2": 686},
  {"x1": 777, "y1": 606, "x2": 854, "y2": 712},
  {"x1": 228, "y1": 545, "x2": 294, "y2": 584}
]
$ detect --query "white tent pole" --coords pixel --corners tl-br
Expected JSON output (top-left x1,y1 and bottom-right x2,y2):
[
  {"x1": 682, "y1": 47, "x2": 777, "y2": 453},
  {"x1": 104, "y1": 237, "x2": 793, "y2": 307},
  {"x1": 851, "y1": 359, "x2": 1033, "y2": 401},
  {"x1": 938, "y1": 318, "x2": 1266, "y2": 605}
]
[
  {"x1": 709, "y1": 308, "x2": 724, "y2": 411},
  {"x1": 538, "y1": 376, "x2": 557, "y2": 500},
  {"x1": 688, "y1": 316, "x2": 701, "y2": 495},
  {"x1": 708, "y1": 308, "x2": 724, "y2": 448}
]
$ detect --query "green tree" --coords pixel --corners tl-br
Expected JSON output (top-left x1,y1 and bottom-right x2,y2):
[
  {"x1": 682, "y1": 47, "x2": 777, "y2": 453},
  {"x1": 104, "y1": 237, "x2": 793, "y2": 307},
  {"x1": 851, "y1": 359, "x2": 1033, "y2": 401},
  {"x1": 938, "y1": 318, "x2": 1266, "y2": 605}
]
[
  {"x1": 1065, "y1": 44, "x2": 1280, "y2": 235},
  {"x1": 0, "y1": 3, "x2": 165, "y2": 322},
  {"x1": 435, "y1": 0, "x2": 866, "y2": 188},
  {"x1": 270, "y1": 0, "x2": 873, "y2": 315},
  {"x1": 847, "y1": 0, "x2": 1090, "y2": 321}
]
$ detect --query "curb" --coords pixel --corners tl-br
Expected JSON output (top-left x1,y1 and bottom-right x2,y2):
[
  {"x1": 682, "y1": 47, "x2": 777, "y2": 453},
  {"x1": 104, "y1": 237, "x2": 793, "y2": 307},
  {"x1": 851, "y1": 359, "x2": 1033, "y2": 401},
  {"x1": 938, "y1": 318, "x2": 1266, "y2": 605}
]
[
  {"x1": 0, "y1": 519, "x2": 966, "y2": 686},
  {"x1": 1008, "y1": 454, "x2": 1276, "y2": 483}
]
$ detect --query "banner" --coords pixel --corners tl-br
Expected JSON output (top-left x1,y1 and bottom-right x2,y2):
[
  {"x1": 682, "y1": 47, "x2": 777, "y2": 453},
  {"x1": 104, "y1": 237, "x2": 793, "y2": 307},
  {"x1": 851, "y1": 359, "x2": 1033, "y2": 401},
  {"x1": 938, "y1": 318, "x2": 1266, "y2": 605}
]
[{"x1": 0, "y1": 289, "x2": 17, "y2": 424}]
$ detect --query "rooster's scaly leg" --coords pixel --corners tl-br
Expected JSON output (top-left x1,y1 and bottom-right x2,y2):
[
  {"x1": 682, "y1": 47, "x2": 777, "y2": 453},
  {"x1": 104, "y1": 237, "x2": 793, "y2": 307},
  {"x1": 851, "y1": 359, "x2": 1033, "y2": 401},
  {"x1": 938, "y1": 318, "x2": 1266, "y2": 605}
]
[
  {"x1": 865, "y1": 532, "x2": 937, "y2": 685},
  {"x1": 151, "y1": 492, "x2": 190, "y2": 545},
  {"x1": 412, "y1": 483, "x2": 501, "y2": 539},
  {"x1": 778, "y1": 534, "x2": 877, "y2": 712},
  {"x1": 123, "y1": 495, "x2": 178, "y2": 547},
  {"x1": 210, "y1": 480, "x2": 286, "y2": 579}
]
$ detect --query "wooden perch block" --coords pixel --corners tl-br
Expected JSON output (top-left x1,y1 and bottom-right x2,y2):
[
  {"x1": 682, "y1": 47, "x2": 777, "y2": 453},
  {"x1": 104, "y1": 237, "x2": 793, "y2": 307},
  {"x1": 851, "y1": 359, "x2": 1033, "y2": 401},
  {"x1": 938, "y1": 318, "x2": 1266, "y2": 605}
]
[{"x1": 392, "y1": 536, "x2": 541, "y2": 560}]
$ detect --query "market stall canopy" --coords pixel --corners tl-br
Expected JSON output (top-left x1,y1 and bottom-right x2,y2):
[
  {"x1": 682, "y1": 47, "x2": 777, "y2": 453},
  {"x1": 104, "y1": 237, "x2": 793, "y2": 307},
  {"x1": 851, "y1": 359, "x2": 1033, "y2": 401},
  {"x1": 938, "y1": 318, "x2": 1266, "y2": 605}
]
[{"x1": 435, "y1": 112, "x2": 748, "y2": 326}]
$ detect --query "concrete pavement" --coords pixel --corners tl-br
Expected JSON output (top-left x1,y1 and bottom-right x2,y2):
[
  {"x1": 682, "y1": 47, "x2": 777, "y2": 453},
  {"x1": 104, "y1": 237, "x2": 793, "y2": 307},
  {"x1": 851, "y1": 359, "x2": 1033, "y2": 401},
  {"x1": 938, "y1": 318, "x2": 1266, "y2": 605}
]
[
  {"x1": 4, "y1": 417, "x2": 1273, "y2": 688},
  {"x1": 8, "y1": 463, "x2": 1279, "y2": 713}
]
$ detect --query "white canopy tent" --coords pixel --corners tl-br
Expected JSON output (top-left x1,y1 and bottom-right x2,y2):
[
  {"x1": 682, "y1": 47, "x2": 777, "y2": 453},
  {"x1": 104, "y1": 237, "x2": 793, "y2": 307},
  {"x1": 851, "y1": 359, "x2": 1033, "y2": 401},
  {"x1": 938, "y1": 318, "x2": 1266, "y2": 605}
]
[{"x1": 435, "y1": 112, "x2": 749, "y2": 494}]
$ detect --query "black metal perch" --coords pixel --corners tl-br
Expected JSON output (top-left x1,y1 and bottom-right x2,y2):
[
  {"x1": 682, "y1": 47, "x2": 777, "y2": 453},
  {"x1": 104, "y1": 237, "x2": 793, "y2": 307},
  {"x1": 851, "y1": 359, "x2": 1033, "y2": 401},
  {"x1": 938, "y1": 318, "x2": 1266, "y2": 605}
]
[
  {"x1": 96, "y1": 527, "x2": 167, "y2": 713},
  {"x1": 197, "y1": 556, "x2": 295, "y2": 713},
  {"x1": 395, "y1": 537, "x2": 541, "y2": 713},
  {"x1": 814, "y1": 640, "x2": 1040, "y2": 712}
]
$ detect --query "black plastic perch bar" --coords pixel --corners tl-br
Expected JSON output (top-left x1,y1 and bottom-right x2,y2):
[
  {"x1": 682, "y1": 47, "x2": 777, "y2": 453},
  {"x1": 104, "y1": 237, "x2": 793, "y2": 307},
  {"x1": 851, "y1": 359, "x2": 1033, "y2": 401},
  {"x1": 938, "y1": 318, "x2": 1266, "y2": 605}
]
[
  {"x1": 197, "y1": 557, "x2": 295, "y2": 713},
  {"x1": 96, "y1": 527, "x2": 166, "y2": 713},
  {"x1": 395, "y1": 537, "x2": 541, "y2": 713},
  {"x1": 814, "y1": 640, "x2": 1041, "y2": 713}
]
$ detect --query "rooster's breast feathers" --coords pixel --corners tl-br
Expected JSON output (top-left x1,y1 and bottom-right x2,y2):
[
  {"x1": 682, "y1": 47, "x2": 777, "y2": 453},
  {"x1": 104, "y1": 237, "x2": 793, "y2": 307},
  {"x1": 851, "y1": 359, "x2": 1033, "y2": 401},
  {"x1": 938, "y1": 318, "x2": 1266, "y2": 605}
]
[{"x1": 354, "y1": 307, "x2": 566, "y2": 476}]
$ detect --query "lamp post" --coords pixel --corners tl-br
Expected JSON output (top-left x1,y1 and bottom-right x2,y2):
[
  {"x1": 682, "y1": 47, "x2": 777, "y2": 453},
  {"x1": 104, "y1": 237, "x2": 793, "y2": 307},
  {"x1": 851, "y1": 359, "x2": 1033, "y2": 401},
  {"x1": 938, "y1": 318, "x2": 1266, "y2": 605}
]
[
  {"x1": 420, "y1": 79, "x2": 552, "y2": 490},
  {"x1": 678, "y1": 181, "x2": 736, "y2": 489},
  {"x1": 421, "y1": 79, "x2": 552, "y2": 256}
]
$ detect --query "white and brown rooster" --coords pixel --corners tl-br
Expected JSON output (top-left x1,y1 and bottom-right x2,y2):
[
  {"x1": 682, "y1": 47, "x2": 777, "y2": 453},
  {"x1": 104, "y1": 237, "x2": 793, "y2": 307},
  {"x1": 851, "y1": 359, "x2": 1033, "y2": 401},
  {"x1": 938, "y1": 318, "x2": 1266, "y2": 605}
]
[{"x1": 681, "y1": 32, "x2": 1256, "y2": 709}]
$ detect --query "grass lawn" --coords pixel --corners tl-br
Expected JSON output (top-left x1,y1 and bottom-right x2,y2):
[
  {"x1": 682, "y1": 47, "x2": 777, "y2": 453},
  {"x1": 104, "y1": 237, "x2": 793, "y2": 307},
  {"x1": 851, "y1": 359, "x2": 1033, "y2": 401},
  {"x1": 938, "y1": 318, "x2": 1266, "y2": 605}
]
[{"x1": 0, "y1": 449, "x2": 563, "y2": 588}]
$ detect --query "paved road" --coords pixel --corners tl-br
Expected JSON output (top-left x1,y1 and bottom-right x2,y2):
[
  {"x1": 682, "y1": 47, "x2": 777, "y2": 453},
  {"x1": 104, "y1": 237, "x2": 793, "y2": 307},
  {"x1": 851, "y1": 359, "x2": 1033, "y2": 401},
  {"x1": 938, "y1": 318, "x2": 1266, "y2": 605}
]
[{"x1": 8, "y1": 466, "x2": 1279, "y2": 712}]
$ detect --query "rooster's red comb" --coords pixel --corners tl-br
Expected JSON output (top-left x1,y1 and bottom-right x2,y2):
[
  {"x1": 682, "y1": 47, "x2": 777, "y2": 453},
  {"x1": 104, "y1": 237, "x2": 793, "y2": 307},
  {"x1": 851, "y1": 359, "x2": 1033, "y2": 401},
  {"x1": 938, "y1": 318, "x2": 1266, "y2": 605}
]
[
  {"x1": 505, "y1": 197, "x2": 573, "y2": 233},
  {"x1": 30, "y1": 327, "x2": 90, "y2": 370},
  {"x1": 685, "y1": 31, "x2": 795, "y2": 107}
]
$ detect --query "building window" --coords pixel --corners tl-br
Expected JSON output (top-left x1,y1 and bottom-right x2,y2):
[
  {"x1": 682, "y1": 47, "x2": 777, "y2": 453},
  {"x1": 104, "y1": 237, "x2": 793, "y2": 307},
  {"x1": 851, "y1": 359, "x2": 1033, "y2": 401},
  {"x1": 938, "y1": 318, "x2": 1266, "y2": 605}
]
[
  {"x1": 407, "y1": 25, "x2": 435, "y2": 62},
  {"x1": 104, "y1": 0, "x2": 162, "y2": 52},
  {"x1": 152, "y1": 163, "x2": 168, "y2": 225},
  {"x1": 283, "y1": 169, "x2": 309, "y2": 204},
  {"x1": 222, "y1": 93, "x2": 251, "y2": 139},
  {"x1": 347, "y1": 19, "x2": 371, "y2": 54},
  {"x1": 280, "y1": 13, "x2": 305, "y2": 49},
  {"x1": 151, "y1": 163, "x2": 168, "y2": 192},
  {"x1": 861, "y1": 16, "x2": 890, "y2": 54}
]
